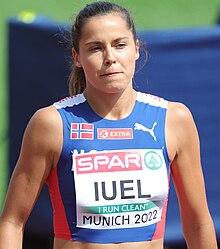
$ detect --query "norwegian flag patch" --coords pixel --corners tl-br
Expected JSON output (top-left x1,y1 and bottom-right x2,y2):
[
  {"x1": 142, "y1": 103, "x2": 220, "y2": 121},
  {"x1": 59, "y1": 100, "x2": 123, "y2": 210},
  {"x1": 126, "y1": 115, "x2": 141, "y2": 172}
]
[{"x1": 70, "y1": 123, "x2": 94, "y2": 140}]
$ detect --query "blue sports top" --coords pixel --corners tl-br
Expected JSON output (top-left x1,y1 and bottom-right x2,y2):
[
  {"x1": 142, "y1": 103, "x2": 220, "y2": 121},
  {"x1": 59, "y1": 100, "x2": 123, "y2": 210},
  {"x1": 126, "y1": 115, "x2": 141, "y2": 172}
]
[{"x1": 47, "y1": 91, "x2": 170, "y2": 243}]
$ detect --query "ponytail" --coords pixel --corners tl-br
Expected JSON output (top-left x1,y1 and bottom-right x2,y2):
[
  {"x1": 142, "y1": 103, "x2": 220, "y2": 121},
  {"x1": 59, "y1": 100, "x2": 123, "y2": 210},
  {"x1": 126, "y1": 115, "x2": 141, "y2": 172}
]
[{"x1": 69, "y1": 64, "x2": 86, "y2": 96}]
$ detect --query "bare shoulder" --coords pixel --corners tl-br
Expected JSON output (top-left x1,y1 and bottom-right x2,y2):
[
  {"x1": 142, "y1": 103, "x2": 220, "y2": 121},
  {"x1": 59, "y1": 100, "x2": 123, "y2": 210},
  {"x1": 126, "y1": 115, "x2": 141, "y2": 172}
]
[
  {"x1": 21, "y1": 105, "x2": 63, "y2": 165},
  {"x1": 25, "y1": 104, "x2": 62, "y2": 144},
  {"x1": 166, "y1": 101, "x2": 199, "y2": 162},
  {"x1": 167, "y1": 101, "x2": 194, "y2": 125},
  {"x1": 28, "y1": 105, "x2": 61, "y2": 130}
]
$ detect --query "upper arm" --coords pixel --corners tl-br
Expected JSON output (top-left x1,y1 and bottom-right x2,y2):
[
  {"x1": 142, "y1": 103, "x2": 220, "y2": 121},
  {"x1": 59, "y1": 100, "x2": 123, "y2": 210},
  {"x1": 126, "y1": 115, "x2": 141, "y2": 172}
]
[
  {"x1": 166, "y1": 102, "x2": 212, "y2": 228},
  {"x1": 1, "y1": 106, "x2": 62, "y2": 226}
]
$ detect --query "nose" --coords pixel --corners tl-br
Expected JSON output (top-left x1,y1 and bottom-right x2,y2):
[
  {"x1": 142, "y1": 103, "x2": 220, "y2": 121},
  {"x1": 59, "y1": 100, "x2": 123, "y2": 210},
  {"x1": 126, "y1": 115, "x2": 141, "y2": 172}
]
[{"x1": 103, "y1": 47, "x2": 116, "y2": 66}]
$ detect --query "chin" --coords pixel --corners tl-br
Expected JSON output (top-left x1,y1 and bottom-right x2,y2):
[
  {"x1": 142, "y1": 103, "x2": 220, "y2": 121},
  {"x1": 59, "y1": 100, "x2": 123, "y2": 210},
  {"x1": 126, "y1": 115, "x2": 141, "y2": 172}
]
[
  {"x1": 102, "y1": 86, "x2": 127, "y2": 94},
  {"x1": 103, "y1": 82, "x2": 130, "y2": 93}
]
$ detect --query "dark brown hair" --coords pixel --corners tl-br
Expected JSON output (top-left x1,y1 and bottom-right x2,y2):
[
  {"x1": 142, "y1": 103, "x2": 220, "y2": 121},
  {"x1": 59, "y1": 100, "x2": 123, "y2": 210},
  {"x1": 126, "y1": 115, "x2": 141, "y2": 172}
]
[{"x1": 69, "y1": 1, "x2": 140, "y2": 95}]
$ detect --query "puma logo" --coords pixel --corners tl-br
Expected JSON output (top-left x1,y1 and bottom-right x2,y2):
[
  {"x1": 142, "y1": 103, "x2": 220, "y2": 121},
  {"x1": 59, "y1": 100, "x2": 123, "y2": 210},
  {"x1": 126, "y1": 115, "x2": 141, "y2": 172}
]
[{"x1": 134, "y1": 122, "x2": 157, "y2": 141}]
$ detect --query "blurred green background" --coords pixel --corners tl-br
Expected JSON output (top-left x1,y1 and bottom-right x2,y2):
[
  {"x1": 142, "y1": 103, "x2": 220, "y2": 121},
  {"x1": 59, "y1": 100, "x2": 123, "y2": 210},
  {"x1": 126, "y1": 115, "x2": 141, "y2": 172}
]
[{"x1": 0, "y1": 0, "x2": 220, "y2": 211}]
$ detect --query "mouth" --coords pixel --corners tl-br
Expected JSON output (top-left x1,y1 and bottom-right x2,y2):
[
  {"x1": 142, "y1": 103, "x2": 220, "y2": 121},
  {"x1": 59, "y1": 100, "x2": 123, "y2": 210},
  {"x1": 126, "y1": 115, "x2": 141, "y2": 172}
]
[{"x1": 100, "y1": 72, "x2": 122, "y2": 77}]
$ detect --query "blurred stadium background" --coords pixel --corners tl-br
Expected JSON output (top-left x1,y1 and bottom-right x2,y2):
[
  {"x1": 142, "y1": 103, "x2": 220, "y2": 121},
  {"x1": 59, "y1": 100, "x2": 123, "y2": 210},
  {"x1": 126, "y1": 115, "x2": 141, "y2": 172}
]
[{"x1": 1, "y1": 0, "x2": 220, "y2": 248}]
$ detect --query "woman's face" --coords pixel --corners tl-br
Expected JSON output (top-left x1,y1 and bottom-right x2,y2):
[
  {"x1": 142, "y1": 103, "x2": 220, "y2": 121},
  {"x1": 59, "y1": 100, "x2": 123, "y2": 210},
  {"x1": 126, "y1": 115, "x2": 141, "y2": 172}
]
[{"x1": 73, "y1": 13, "x2": 139, "y2": 95}]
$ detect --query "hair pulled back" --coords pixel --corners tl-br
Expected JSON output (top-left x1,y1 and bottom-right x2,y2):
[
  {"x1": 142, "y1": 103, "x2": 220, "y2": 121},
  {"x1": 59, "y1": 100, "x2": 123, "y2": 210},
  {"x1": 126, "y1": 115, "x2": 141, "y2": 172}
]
[{"x1": 69, "y1": 1, "x2": 138, "y2": 95}]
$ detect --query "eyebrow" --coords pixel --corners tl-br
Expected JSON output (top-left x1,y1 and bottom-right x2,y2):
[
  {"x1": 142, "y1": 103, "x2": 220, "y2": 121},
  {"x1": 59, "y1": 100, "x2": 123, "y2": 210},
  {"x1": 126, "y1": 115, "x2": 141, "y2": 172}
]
[{"x1": 84, "y1": 37, "x2": 130, "y2": 46}]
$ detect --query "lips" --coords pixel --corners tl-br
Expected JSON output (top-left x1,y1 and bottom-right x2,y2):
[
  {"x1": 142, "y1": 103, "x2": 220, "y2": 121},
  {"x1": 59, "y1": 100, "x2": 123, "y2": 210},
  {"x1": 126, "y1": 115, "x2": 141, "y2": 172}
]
[{"x1": 100, "y1": 72, "x2": 122, "y2": 77}]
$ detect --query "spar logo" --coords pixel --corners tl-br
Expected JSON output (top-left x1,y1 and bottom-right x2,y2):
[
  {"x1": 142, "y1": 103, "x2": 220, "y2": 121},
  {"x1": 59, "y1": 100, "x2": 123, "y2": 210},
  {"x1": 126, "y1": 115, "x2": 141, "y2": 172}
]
[
  {"x1": 97, "y1": 128, "x2": 133, "y2": 139},
  {"x1": 73, "y1": 150, "x2": 142, "y2": 174}
]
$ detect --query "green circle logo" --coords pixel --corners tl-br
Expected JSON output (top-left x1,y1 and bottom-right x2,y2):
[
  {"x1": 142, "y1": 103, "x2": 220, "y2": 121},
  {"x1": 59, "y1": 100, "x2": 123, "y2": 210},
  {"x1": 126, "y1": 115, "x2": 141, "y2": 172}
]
[{"x1": 144, "y1": 151, "x2": 162, "y2": 170}]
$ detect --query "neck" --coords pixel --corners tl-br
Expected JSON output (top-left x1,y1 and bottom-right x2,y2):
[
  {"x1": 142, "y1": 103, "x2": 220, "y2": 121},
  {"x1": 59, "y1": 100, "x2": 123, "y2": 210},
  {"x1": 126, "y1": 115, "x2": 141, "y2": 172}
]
[{"x1": 83, "y1": 87, "x2": 137, "y2": 120}]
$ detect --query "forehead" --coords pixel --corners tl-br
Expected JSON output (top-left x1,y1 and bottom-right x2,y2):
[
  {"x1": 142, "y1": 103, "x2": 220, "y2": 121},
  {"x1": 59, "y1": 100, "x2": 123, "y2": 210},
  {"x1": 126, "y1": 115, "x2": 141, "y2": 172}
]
[{"x1": 80, "y1": 13, "x2": 132, "y2": 41}]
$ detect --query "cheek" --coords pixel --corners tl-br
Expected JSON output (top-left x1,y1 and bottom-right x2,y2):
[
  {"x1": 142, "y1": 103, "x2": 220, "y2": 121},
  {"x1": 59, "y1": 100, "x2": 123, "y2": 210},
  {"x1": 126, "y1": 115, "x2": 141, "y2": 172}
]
[
  {"x1": 122, "y1": 50, "x2": 137, "y2": 64},
  {"x1": 82, "y1": 59, "x2": 100, "y2": 79},
  {"x1": 125, "y1": 53, "x2": 137, "y2": 70},
  {"x1": 83, "y1": 56, "x2": 101, "y2": 69},
  {"x1": 80, "y1": 59, "x2": 94, "y2": 73}
]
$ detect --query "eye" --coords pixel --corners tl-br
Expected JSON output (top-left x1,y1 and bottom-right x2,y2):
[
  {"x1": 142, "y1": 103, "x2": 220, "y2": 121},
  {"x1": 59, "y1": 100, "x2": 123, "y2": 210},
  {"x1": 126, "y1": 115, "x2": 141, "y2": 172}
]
[
  {"x1": 89, "y1": 46, "x2": 102, "y2": 52},
  {"x1": 116, "y1": 42, "x2": 126, "y2": 49}
]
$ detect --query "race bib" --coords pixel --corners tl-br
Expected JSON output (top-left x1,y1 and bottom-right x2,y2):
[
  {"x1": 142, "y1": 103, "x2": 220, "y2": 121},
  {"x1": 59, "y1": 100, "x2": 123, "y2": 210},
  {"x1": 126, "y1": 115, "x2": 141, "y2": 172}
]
[{"x1": 72, "y1": 149, "x2": 168, "y2": 229}]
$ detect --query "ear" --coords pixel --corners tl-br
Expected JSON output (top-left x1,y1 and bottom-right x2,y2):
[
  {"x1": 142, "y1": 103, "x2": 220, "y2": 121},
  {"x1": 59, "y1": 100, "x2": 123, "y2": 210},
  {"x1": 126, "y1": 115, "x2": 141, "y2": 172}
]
[
  {"x1": 72, "y1": 48, "x2": 82, "y2": 67},
  {"x1": 135, "y1": 39, "x2": 140, "y2": 60}
]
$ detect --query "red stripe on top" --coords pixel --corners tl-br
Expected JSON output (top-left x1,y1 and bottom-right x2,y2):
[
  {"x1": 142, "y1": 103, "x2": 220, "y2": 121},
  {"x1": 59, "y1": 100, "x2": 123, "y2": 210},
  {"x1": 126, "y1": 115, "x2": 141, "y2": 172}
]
[
  {"x1": 71, "y1": 123, "x2": 79, "y2": 130},
  {"x1": 81, "y1": 123, "x2": 93, "y2": 130},
  {"x1": 46, "y1": 167, "x2": 72, "y2": 240}
]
